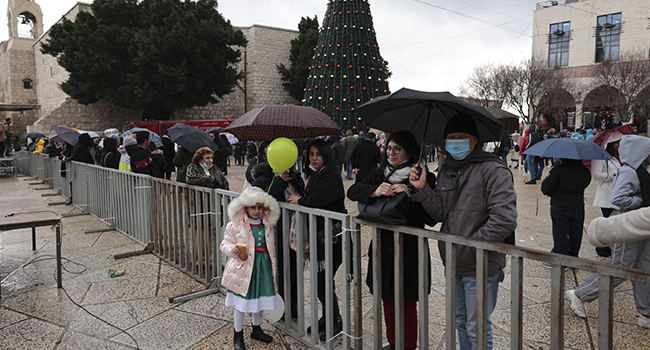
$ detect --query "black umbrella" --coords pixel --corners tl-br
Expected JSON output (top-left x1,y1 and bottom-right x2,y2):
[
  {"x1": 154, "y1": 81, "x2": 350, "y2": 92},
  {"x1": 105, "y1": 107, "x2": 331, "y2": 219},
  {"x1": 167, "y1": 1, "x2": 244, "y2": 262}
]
[
  {"x1": 53, "y1": 125, "x2": 81, "y2": 146},
  {"x1": 206, "y1": 127, "x2": 224, "y2": 135},
  {"x1": 356, "y1": 88, "x2": 503, "y2": 146},
  {"x1": 166, "y1": 123, "x2": 216, "y2": 153},
  {"x1": 19, "y1": 132, "x2": 46, "y2": 139}
]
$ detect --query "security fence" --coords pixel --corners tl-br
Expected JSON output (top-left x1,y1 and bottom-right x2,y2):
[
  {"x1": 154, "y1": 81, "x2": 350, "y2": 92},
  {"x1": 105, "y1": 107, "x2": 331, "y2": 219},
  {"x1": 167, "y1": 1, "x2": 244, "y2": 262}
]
[{"x1": 17, "y1": 151, "x2": 650, "y2": 350}]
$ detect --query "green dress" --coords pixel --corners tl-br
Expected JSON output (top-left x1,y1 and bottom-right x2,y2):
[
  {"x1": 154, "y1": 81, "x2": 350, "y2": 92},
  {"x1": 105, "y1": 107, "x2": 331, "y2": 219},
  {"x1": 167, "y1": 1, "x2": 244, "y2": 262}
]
[{"x1": 225, "y1": 224, "x2": 276, "y2": 312}]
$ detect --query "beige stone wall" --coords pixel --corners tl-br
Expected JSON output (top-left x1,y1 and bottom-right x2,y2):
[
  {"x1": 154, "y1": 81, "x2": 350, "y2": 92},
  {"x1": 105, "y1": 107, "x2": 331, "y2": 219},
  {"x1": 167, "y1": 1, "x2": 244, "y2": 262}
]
[{"x1": 34, "y1": 99, "x2": 142, "y2": 135}]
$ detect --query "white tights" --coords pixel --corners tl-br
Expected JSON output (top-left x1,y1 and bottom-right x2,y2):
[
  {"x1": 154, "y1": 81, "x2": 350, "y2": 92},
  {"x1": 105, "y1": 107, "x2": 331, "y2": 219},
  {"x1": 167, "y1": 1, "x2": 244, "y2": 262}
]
[{"x1": 233, "y1": 309, "x2": 264, "y2": 332}]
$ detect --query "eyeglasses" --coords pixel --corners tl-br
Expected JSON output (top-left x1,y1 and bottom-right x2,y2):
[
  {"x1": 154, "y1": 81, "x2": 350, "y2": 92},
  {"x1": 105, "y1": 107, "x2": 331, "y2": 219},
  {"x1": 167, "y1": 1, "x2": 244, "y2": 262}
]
[{"x1": 386, "y1": 146, "x2": 403, "y2": 154}]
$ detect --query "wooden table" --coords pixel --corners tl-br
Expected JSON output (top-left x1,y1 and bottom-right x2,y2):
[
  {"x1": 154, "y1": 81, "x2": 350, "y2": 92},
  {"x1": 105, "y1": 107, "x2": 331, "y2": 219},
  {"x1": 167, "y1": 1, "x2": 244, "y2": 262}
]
[{"x1": 0, "y1": 199, "x2": 63, "y2": 294}]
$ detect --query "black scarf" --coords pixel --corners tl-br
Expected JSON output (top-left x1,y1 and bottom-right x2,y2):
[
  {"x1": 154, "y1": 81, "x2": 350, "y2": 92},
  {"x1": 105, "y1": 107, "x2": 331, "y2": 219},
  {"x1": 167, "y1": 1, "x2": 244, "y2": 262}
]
[
  {"x1": 444, "y1": 149, "x2": 504, "y2": 172},
  {"x1": 636, "y1": 165, "x2": 650, "y2": 208}
]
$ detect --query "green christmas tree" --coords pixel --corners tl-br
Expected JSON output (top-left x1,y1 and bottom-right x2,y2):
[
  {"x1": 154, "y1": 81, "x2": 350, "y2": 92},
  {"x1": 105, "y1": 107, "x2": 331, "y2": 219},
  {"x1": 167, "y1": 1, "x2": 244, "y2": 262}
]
[{"x1": 303, "y1": 0, "x2": 390, "y2": 132}]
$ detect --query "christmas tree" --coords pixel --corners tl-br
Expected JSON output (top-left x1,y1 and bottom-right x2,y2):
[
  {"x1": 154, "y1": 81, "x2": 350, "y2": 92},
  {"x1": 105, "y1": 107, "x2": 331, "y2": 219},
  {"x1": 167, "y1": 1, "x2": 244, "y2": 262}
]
[{"x1": 302, "y1": 0, "x2": 390, "y2": 132}]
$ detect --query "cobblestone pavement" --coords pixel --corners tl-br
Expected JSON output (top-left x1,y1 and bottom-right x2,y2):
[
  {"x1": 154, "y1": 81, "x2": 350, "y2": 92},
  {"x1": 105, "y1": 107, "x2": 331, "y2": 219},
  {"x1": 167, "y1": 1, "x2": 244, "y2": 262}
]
[{"x1": 1, "y1": 160, "x2": 649, "y2": 349}]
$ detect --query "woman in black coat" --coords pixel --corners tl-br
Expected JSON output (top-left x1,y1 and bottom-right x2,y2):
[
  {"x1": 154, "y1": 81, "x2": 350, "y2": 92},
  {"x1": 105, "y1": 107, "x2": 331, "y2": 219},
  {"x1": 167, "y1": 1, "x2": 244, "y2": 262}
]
[
  {"x1": 347, "y1": 130, "x2": 436, "y2": 350},
  {"x1": 288, "y1": 138, "x2": 346, "y2": 340}
]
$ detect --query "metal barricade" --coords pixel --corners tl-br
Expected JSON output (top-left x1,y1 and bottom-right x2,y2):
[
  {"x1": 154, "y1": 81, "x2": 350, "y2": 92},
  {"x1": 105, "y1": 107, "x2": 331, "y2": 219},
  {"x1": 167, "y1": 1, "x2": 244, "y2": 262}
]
[
  {"x1": 353, "y1": 217, "x2": 650, "y2": 350},
  {"x1": 50, "y1": 157, "x2": 71, "y2": 199},
  {"x1": 14, "y1": 151, "x2": 30, "y2": 175}
]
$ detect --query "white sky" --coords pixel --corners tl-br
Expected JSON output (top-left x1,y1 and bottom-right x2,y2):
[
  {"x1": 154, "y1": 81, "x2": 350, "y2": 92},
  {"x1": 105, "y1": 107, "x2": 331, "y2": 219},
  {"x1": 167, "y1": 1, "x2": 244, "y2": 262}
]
[{"x1": 1, "y1": 0, "x2": 542, "y2": 95}]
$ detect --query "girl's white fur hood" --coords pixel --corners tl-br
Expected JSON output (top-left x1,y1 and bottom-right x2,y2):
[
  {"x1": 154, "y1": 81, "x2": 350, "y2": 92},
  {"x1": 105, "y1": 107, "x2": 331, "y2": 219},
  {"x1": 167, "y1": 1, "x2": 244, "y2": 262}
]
[{"x1": 227, "y1": 186, "x2": 280, "y2": 228}]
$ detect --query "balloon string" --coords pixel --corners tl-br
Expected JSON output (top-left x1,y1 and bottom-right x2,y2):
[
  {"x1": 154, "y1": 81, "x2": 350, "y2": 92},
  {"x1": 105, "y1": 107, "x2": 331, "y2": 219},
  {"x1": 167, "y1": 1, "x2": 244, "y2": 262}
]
[{"x1": 265, "y1": 173, "x2": 278, "y2": 202}]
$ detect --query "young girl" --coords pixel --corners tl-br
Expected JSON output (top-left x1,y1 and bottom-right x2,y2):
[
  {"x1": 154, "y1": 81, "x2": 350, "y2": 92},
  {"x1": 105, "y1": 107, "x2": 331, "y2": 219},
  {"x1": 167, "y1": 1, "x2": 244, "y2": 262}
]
[{"x1": 220, "y1": 186, "x2": 280, "y2": 350}]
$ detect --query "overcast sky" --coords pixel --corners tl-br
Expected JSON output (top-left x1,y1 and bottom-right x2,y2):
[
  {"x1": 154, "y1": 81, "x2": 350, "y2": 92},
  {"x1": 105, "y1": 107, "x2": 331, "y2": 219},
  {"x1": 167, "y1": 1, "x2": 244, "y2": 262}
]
[{"x1": 1, "y1": 0, "x2": 542, "y2": 95}]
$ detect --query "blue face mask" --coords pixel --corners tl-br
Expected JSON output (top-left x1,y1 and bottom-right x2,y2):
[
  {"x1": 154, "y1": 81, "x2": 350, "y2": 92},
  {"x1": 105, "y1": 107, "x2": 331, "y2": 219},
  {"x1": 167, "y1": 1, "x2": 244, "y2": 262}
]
[{"x1": 445, "y1": 139, "x2": 471, "y2": 160}]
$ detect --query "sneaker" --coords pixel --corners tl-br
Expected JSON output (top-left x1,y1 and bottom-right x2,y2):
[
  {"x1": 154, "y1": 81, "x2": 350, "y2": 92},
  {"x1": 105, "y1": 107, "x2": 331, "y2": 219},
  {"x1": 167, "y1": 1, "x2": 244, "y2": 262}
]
[
  {"x1": 543, "y1": 262, "x2": 567, "y2": 270},
  {"x1": 525, "y1": 179, "x2": 537, "y2": 184},
  {"x1": 637, "y1": 314, "x2": 650, "y2": 328},
  {"x1": 566, "y1": 289, "x2": 586, "y2": 318}
]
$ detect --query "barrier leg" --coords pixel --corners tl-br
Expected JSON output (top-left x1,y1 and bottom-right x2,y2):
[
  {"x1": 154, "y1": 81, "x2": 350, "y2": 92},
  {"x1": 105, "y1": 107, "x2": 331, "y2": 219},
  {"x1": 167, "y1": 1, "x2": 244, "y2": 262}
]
[
  {"x1": 114, "y1": 242, "x2": 154, "y2": 259},
  {"x1": 168, "y1": 276, "x2": 222, "y2": 303}
]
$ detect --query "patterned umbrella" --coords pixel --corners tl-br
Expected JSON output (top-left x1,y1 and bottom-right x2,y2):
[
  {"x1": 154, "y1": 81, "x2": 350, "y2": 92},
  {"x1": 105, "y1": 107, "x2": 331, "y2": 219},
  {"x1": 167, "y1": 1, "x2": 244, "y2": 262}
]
[
  {"x1": 121, "y1": 127, "x2": 164, "y2": 148},
  {"x1": 590, "y1": 125, "x2": 636, "y2": 148},
  {"x1": 224, "y1": 105, "x2": 342, "y2": 141}
]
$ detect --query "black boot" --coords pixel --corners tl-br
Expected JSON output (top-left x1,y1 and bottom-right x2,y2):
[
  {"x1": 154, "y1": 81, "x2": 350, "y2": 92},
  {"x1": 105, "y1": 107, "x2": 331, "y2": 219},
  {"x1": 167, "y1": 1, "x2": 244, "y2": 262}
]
[
  {"x1": 251, "y1": 325, "x2": 273, "y2": 343},
  {"x1": 307, "y1": 316, "x2": 326, "y2": 335},
  {"x1": 234, "y1": 330, "x2": 245, "y2": 350},
  {"x1": 319, "y1": 315, "x2": 343, "y2": 341}
]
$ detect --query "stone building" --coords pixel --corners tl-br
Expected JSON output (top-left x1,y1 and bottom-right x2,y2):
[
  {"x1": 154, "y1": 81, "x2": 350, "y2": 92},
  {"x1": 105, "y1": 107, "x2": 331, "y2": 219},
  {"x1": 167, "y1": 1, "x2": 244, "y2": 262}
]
[
  {"x1": 0, "y1": 1, "x2": 299, "y2": 135},
  {"x1": 532, "y1": 0, "x2": 650, "y2": 131}
]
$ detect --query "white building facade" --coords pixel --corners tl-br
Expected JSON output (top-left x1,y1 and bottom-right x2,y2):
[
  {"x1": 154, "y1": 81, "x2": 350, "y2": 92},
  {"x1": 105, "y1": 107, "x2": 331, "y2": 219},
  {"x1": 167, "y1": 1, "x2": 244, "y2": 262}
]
[{"x1": 532, "y1": 0, "x2": 650, "y2": 131}]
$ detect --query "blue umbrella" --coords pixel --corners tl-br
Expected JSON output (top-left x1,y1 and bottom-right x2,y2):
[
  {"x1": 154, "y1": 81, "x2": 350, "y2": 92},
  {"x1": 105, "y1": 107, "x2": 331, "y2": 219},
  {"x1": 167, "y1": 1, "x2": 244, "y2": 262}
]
[
  {"x1": 523, "y1": 138, "x2": 611, "y2": 160},
  {"x1": 121, "y1": 127, "x2": 163, "y2": 148}
]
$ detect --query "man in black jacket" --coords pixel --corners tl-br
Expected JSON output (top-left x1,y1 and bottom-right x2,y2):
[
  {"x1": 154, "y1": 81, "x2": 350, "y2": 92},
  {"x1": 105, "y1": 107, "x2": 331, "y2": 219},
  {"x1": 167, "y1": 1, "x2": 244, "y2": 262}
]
[
  {"x1": 209, "y1": 131, "x2": 229, "y2": 175},
  {"x1": 541, "y1": 158, "x2": 591, "y2": 262},
  {"x1": 351, "y1": 132, "x2": 382, "y2": 182},
  {"x1": 72, "y1": 133, "x2": 96, "y2": 164},
  {"x1": 161, "y1": 130, "x2": 176, "y2": 179},
  {"x1": 128, "y1": 131, "x2": 152, "y2": 175}
]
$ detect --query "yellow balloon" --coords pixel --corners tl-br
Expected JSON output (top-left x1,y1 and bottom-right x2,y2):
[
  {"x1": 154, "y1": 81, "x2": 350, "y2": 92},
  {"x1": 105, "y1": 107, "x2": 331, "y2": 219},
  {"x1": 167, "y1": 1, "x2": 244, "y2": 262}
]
[{"x1": 267, "y1": 138, "x2": 298, "y2": 172}]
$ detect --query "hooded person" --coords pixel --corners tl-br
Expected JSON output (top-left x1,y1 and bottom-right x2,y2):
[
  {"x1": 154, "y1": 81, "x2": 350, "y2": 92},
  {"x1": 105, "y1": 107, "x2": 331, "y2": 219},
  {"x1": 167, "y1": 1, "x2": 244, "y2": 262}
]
[
  {"x1": 409, "y1": 112, "x2": 517, "y2": 350},
  {"x1": 72, "y1": 133, "x2": 96, "y2": 164},
  {"x1": 119, "y1": 136, "x2": 135, "y2": 172},
  {"x1": 568, "y1": 135, "x2": 650, "y2": 326},
  {"x1": 220, "y1": 186, "x2": 280, "y2": 349},
  {"x1": 245, "y1": 140, "x2": 269, "y2": 184},
  {"x1": 101, "y1": 138, "x2": 121, "y2": 169}
]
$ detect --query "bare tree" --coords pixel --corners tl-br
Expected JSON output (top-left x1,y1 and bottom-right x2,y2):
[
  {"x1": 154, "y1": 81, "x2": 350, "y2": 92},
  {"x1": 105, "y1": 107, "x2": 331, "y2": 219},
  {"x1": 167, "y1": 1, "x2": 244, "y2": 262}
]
[
  {"x1": 461, "y1": 57, "x2": 575, "y2": 125},
  {"x1": 590, "y1": 49, "x2": 650, "y2": 123}
]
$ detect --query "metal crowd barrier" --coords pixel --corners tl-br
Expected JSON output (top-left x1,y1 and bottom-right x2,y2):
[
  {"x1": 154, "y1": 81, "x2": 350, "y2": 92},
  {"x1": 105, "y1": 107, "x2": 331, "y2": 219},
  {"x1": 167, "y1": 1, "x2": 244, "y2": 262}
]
[
  {"x1": 16, "y1": 150, "x2": 650, "y2": 350},
  {"x1": 354, "y1": 217, "x2": 650, "y2": 350}
]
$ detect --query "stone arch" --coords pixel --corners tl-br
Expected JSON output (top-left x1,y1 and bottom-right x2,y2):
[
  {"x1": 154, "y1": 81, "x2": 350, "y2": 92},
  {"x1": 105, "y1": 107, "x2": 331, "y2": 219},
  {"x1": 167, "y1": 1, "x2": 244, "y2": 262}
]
[
  {"x1": 537, "y1": 88, "x2": 575, "y2": 130},
  {"x1": 583, "y1": 85, "x2": 626, "y2": 129},
  {"x1": 16, "y1": 11, "x2": 37, "y2": 39}
]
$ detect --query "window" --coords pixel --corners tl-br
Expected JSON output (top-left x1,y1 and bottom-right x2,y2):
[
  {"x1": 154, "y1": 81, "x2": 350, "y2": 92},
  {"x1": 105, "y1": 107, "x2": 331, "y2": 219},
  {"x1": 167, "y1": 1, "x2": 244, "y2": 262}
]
[
  {"x1": 549, "y1": 21, "x2": 570, "y2": 67},
  {"x1": 23, "y1": 79, "x2": 32, "y2": 89},
  {"x1": 595, "y1": 13, "x2": 621, "y2": 62}
]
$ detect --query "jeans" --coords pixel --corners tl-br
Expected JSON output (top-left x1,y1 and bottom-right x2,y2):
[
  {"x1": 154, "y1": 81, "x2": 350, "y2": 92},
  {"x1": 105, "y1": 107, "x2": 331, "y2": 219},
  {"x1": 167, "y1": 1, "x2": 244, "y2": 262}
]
[
  {"x1": 344, "y1": 153, "x2": 353, "y2": 178},
  {"x1": 456, "y1": 273, "x2": 500, "y2": 350},
  {"x1": 550, "y1": 205, "x2": 584, "y2": 257},
  {"x1": 501, "y1": 147, "x2": 509, "y2": 164}
]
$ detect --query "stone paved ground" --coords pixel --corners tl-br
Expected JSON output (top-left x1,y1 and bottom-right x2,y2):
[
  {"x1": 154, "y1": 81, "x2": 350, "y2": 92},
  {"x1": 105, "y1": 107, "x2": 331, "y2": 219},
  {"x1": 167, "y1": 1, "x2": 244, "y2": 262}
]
[{"x1": 2, "y1": 157, "x2": 650, "y2": 349}]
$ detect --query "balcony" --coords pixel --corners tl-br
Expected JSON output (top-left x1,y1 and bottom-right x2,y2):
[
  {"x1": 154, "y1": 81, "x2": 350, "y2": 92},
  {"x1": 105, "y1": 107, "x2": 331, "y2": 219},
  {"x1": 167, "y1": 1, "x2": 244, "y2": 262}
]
[{"x1": 536, "y1": 0, "x2": 587, "y2": 10}]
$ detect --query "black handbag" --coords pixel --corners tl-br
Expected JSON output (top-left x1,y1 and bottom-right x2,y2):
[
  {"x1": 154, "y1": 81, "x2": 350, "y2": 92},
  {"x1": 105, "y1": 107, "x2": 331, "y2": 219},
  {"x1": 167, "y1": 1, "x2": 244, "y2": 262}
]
[{"x1": 356, "y1": 167, "x2": 411, "y2": 226}]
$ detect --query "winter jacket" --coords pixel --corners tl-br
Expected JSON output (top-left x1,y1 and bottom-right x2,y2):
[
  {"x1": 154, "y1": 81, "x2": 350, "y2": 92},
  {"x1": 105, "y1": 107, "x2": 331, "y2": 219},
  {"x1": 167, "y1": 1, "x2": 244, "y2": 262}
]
[
  {"x1": 72, "y1": 134, "x2": 95, "y2": 164},
  {"x1": 526, "y1": 125, "x2": 543, "y2": 149},
  {"x1": 127, "y1": 145, "x2": 152, "y2": 175},
  {"x1": 33, "y1": 139, "x2": 45, "y2": 154},
  {"x1": 348, "y1": 166, "x2": 436, "y2": 301},
  {"x1": 185, "y1": 162, "x2": 229, "y2": 189},
  {"x1": 586, "y1": 129, "x2": 595, "y2": 141},
  {"x1": 591, "y1": 157, "x2": 622, "y2": 208},
  {"x1": 342, "y1": 130, "x2": 358, "y2": 155},
  {"x1": 298, "y1": 157, "x2": 346, "y2": 216},
  {"x1": 587, "y1": 205, "x2": 650, "y2": 247},
  {"x1": 541, "y1": 159, "x2": 591, "y2": 207},
  {"x1": 519, "y1": 128, "x2": 529, "y2": 156},
  {"x1": 412, "y1": 153, "x2": 518, "y2": 278},
  {"x1": 351, "y1": 139, "x2": 382, "y2": 182},
  {"x1": 213, "y1": 136, "x2": 230, "y2": 173},
  {"x1": 161, "y1": 136, "x2": 176, "y2": 173},
  {"x1": 220, "y1": 187, "x2": 280, "y2": 297},
  {"x1": 251, "y1": 163, "x2": 305, "y2": 202},
  {"x1": 100, "y1": 138, "x2": 120, "y2": 169},
  {"x1": 611, "y1": 135, "x2": 650, "y2": 212},
  {"x1": 331, "y1": 138, "x2": 345, "y2": 166},
  {"x1": 172, "y1": 146, "x2": 193, "y2": 183},
  {"x1": 118, "y1": 145, "x2": 131, "y2": 172},
  {"x1": 245, "y1": 141, "x2": 269, "y2": 184},
  {"x1": 149, "y1": 149, "x2": 167, "y2": 179}
]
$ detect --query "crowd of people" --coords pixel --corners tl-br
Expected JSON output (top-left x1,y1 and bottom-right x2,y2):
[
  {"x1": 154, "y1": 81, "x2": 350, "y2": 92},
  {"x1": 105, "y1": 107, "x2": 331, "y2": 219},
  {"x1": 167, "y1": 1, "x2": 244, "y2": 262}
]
[{"x1": 17, "y1": 117, "x2": 650, "y2": 350}]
